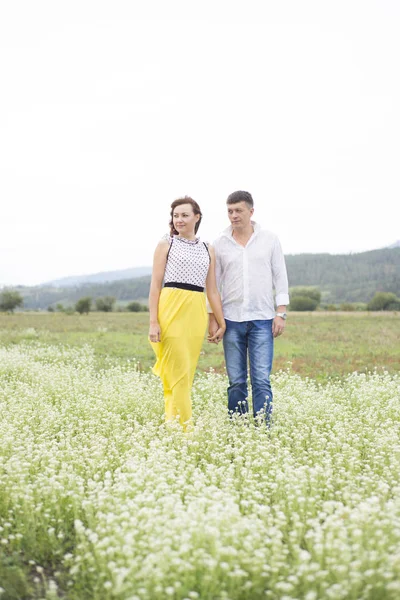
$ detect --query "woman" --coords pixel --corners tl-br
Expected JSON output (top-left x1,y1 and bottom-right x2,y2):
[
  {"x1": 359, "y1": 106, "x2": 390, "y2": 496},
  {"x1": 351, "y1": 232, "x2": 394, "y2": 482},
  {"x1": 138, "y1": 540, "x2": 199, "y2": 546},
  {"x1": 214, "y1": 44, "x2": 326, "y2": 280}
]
[{"x1": 149, "y1": 196, "x2": 225, "y2": 429}]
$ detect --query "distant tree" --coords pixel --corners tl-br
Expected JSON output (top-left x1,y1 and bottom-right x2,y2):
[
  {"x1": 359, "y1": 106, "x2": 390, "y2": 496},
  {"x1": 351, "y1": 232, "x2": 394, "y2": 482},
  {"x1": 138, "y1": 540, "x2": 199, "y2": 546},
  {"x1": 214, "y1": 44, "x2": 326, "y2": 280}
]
[
  {"x1": 47, "y1": 306, "x2": 55, "y2": 312},
  {"x1": 367, "y1": 292, "x2": 400, "y2": 311},
  {"x1": 353, "y1": 303, "x2": 368, "y2": 311},
  {"x1": 126, "y1": 301, "x2": 142, "y2": 312},
  {"x1": 290, "y1": 286, "x2": 321, "y2": 304},
  {"x1": 0, "y1": 290, "x2": 23, "y2": 313},
  {"x1": 289, "y1": 296, "x2": 318, "y2": 311},
  {"x1": 126, "y1": 301, "x2": 147, "y2": 312},
  {"x1": 386, "y1": 301, "x2": 400, "y2": 311},
  {"x1": 95, "y1": 296, "x2": 116, "y2": 312},
  {"x1": 340, "y1": 303, "x2": 355, "y2": 311},
  {"x1": 326, "y1": 304, "x2": 337, "y2": 311},
  {"x1": 75, "y1": 296, "x2": 92, "y2": 315},
  {"x1": 56, "y1": 303, "x2": 65, "y2": 312}
]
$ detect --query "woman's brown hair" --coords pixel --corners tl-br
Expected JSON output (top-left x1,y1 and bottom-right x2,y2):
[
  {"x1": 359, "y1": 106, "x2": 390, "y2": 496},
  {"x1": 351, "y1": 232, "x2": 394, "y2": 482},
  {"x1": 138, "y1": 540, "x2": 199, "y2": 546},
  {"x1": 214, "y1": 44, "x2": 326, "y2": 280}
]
[{"x1": 169, "y1": 196, "x2": 202, "y2": 236}]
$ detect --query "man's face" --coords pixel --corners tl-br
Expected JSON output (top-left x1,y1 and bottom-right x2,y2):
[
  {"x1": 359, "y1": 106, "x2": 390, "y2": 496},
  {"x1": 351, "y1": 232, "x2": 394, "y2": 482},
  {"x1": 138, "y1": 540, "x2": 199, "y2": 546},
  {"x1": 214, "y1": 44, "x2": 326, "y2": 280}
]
[{"x1": 227, "y1": 201, "x2": 254, "y2": 229}]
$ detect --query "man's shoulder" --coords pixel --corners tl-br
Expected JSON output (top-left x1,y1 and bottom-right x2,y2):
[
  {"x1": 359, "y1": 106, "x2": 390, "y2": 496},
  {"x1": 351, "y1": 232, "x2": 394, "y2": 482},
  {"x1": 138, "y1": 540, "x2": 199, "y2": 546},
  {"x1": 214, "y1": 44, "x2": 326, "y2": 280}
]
[
  {"x1": 212, "y1": 228, "x2": 231, "y2": 247},
  {"x1": 212, "y1": 232, "x2": 225, "y2": 244},
  {"x1": 257, "y1": 227, "x2": 280, "y2": 244}
]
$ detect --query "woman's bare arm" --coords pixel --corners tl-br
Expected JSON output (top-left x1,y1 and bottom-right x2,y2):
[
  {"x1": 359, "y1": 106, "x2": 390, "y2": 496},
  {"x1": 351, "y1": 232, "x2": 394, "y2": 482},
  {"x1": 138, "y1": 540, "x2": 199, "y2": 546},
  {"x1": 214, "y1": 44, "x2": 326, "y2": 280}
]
[
  {"x1": 148, "y1": 239, "x2": 169, "y2": 342},
  {"x1": 205, "y1": 245, "x2": 226, "y2": 343}
]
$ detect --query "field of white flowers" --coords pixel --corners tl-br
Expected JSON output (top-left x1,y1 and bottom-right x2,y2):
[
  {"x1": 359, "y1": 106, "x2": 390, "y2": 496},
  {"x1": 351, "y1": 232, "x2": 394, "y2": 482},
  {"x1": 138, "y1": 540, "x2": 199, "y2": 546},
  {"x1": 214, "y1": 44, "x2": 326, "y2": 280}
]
[{"x1": 1, "y1": 343, "x2": 400, "y2": 600}]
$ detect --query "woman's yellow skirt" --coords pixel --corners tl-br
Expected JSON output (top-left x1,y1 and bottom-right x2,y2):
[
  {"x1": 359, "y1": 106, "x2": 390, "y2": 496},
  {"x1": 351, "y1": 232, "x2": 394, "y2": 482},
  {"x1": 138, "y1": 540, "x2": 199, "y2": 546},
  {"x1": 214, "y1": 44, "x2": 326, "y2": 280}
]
[{"x1": 150, "y1": 287, "x2": 207, "y2": 429}]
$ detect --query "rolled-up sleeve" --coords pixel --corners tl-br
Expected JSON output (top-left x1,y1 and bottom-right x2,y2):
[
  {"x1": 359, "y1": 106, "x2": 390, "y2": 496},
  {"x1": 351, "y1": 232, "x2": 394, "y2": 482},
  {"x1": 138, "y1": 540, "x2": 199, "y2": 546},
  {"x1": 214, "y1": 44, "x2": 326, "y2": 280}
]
[{"x1": 272, "y1": 237, "x2": 290, "y2": 306}]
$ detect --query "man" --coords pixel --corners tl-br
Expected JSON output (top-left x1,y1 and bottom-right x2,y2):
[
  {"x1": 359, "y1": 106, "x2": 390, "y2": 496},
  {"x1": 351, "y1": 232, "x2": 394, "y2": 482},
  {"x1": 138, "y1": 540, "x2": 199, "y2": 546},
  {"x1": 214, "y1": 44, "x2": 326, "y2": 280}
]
[{"x1": 208, "y1": 190, "x2": 289, "y2": 423}]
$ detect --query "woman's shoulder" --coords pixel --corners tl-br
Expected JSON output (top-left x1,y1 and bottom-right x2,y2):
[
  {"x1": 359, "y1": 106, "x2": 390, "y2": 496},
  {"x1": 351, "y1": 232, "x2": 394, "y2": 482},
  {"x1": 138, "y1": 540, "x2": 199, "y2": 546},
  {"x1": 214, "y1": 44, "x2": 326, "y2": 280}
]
[
  {"x1": 160, "y1": 233, "x2": 172, "y2": 244},
  {"x1": 154, "y1": 234, "x2": 171, "y2": 254}
]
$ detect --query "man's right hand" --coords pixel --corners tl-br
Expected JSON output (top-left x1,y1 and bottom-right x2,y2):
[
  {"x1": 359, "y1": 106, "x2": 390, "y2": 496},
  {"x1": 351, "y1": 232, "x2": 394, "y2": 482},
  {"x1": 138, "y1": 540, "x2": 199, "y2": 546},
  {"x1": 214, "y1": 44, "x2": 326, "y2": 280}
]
[{"x1": 208, "y1": 313, "x2": 220, "y2": 344}]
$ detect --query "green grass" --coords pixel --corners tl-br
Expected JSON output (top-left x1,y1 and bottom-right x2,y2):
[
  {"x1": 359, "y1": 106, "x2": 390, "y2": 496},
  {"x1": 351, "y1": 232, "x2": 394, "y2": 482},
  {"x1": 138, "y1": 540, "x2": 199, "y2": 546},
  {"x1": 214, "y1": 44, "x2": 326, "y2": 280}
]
[{"x1": 0, "y1": 311, "x2": 399, "y2": 382}]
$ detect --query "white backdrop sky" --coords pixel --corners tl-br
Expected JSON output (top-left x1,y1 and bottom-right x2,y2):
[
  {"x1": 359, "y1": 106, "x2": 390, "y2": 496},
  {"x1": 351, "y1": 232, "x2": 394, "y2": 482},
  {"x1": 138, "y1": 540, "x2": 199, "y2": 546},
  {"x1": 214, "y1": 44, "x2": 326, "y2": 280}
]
[{"x1": 1, "y1": 0, "x2": 399, "y2": 286}]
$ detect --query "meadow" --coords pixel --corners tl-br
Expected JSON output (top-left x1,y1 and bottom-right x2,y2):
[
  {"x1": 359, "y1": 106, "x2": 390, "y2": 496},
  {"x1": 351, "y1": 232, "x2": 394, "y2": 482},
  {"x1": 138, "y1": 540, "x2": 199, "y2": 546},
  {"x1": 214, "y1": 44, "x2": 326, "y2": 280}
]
[
  {"x1": 0, "y1": 312, "x2": 400, "y2": 599},
  {"x1": 0, "y1": 311, "x2": 399, "y2": 381}
]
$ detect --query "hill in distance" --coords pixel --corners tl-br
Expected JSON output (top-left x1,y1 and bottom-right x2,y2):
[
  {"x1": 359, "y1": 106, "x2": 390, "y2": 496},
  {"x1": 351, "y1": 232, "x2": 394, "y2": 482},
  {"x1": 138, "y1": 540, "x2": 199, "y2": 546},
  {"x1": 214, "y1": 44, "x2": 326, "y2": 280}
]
[
  {"x1": 43, "y1": 242, "x2": 400, "y2": 289},
  {"x1": 17, "y1": 245, "x2": 400, "y2": 310},
  {"x1": 44, "y1": 266, "x2": 152, "y2": 287}
]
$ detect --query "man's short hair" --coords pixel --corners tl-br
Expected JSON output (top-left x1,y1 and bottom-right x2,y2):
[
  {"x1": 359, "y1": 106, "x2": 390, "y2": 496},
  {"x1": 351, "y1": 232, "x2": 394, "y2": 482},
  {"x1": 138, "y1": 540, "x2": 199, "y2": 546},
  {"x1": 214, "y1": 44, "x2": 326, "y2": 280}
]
[{"x1": 226, "y1": 190, "x2": 254, "y2": 208}]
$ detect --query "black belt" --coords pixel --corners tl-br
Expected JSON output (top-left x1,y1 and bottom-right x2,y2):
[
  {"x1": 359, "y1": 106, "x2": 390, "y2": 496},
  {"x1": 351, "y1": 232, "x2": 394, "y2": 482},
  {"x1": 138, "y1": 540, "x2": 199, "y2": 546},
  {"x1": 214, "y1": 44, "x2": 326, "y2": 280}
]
[{"x1": 164, "y1": 282, "x2": 204, "y2": 292}]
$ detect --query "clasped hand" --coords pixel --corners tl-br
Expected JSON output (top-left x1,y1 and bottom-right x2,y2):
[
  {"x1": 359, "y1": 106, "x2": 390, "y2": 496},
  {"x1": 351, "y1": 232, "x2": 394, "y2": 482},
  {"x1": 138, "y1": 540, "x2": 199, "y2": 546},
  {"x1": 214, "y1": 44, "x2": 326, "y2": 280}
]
[
  {"x1": 150, "y1": 320, "x2": 226, "y2": 345},
  {"x1": 207, "y1": 321, "x2": 226, "y2": 345}
]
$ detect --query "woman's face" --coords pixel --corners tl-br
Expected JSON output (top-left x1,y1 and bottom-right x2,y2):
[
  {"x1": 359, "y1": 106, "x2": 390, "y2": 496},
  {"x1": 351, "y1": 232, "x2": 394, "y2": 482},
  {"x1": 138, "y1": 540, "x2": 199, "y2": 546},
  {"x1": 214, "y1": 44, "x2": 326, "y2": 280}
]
[{"x1": 172, "y1": 203, "x2": 200, "y2": 235}]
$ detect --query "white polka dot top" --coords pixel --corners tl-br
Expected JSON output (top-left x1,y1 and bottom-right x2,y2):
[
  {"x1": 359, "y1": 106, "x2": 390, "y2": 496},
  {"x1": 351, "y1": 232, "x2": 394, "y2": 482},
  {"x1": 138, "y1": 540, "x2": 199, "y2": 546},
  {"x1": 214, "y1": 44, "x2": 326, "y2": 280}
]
[{"x1": 163, "y1": 234, "x2": 210, "y2": 289}]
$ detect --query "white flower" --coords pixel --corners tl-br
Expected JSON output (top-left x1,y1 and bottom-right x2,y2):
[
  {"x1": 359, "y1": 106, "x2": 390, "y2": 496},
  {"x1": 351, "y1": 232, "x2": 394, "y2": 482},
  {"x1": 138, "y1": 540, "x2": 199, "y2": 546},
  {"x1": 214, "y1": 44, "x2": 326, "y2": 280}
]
[{"x1": 1, "y1": 344, "x2": 399, "y2": 598}]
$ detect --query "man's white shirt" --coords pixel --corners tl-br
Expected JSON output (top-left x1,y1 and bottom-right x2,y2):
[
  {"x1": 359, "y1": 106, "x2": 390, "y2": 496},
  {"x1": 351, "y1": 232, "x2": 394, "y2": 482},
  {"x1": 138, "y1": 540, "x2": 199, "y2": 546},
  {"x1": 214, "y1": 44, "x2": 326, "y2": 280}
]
[{"x1": 210, "y1": 222, "x2": 290, "y2": 321}]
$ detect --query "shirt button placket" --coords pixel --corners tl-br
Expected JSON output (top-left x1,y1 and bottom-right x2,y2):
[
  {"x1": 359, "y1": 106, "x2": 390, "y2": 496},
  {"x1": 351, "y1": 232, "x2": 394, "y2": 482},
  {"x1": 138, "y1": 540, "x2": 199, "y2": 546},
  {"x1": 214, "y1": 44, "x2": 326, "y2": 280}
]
[{"x1": 242, "y1": 247, "x2": 249, "y2": 321}]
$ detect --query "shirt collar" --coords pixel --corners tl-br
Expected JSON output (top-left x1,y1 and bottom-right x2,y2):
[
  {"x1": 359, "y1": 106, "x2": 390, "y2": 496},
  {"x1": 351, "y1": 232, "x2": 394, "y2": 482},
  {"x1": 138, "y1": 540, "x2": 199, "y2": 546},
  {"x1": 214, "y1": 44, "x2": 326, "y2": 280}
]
[{"x1": 222, "y1": 220, "x2": 261, "y2": 239}]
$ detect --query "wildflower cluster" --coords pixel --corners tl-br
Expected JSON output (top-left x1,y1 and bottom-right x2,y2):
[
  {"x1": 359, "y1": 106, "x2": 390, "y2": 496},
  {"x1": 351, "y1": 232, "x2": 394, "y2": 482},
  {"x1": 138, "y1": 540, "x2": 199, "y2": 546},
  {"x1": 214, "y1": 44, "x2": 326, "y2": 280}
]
[{"x1": 0, "y1": 344, "x2": 400, "y2": 599}]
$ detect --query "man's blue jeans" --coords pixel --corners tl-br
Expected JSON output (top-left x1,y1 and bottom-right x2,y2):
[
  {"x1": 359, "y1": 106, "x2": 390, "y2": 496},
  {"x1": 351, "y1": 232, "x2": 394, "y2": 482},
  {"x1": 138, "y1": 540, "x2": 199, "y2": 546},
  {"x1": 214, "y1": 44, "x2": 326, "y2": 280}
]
[{"x1": 223, "y1": 319, "x2": 274, "y2": 423}]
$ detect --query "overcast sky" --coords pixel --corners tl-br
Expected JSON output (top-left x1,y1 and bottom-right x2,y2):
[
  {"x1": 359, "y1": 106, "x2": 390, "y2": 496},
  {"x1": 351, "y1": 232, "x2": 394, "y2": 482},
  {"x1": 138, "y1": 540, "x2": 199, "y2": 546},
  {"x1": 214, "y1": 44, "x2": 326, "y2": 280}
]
[{"x1": 1, "y1": 0, "x2": 399, "y2": 286}]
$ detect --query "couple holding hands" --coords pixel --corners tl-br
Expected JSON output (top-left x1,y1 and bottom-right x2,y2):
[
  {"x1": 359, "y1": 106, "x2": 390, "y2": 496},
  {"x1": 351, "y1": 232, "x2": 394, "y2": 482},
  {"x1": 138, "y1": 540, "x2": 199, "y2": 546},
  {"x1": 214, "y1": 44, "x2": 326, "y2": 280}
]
[{"x1": 149, "y1": 190, "x2": 289, "y2": 430}]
